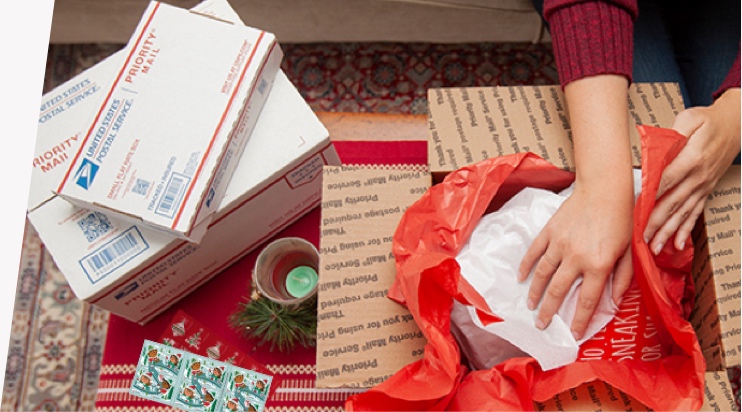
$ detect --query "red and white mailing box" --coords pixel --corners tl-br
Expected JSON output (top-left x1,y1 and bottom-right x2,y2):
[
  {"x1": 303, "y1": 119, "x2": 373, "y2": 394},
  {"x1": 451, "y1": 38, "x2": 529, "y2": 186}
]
[{"x1": 56, "y1": 0, "x2": 283, "y2": 242}]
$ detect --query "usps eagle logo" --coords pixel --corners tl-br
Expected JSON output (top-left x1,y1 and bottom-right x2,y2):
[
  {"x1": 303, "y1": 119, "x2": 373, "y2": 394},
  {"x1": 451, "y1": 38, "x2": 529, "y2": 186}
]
[{"x1": 74, "y1": 159, "x2": 99, "y2": 190}]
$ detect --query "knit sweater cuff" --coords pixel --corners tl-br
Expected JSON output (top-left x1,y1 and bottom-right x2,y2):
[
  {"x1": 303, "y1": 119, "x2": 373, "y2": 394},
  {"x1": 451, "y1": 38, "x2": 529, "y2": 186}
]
[
  {"x1": 546, "y1": 1, "x2": 634, "y2": 87},
  {"x1": 713, "y1": 49, "x2": 741, "y2": 100}
]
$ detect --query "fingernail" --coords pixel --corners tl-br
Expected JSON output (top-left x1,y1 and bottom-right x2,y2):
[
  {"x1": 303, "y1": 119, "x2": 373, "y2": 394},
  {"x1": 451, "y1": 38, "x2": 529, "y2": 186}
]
[
  {"x1": 614, "y1": 297, "x2": 623, "y2": 307},
  {"x1": 678, "y1": 240, "x2": 685, "y2": 250},
  {"x1": 535, "y1": 318, "x2": 545, "y2": 330},
  {"x1": 572, "y1": 330, "x2": 582, "y2": 340},
  {"x1": 653, "y1": 242, "x2": 663, "y2": 255},
  {"x1": 643, "y1": 235, "x2": 650, "y2": 244},
  {"x1": 527, "y1": 298, "x2": 536, "y2": 311}
]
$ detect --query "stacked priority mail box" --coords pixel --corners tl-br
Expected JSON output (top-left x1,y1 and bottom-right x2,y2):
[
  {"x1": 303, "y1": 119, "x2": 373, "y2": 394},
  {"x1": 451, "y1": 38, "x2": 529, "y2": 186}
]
[{"x1": 27, "y1": 0, "x2": 340, "y2": 324}]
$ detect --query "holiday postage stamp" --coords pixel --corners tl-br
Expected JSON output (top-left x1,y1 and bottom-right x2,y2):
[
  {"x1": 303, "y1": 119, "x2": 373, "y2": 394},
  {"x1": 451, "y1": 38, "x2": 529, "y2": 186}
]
[
  {"x1": 220, "y1": 367, "x2": 273, "y2": 412},
  {"x1": 130, "y1": 341, "x2": 184, "y2": 402},
  {"x1": 172, "y1": 354, "x2": 227, "y2": 411},
  {"x1": 130, "y1": 340, "x2": 273, "y2": 411}
]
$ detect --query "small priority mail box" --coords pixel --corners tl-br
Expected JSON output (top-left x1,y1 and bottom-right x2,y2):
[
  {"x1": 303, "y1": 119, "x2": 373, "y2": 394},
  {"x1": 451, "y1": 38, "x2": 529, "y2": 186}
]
[
  {"x1": 27, "y1": 0, "x2": 340, "y2": 324},
  {"x1": 56, "y1": 0, "x2": 283, "y2": 242}
]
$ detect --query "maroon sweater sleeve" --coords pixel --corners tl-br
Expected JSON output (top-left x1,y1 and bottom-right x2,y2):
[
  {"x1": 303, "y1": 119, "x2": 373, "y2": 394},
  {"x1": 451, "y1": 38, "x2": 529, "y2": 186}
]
[
  {"x1": 544, "y1": 0, "x2": 638, "y2": 87},
  {"x1": 713, "y1": 47, "x2": 741, "y2": 99}
]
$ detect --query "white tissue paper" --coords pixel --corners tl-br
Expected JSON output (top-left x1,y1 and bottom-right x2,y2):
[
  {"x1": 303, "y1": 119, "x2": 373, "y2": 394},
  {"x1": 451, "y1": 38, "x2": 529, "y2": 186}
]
[{"x1": 452, "y1": 170, "x2": 642, "y2": 371}]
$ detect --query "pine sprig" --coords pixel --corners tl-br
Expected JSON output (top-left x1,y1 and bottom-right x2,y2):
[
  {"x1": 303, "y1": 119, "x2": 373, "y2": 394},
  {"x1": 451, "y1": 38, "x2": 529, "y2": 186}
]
[{"x1": 229, "y1": 293, "x2": 317, "y2": 352}]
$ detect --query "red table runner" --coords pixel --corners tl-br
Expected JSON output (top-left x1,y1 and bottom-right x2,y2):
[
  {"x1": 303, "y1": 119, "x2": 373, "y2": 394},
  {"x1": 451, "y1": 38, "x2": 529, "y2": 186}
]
[{"x1": 95, "y1": 140, "x2": 427, "y2": 411}]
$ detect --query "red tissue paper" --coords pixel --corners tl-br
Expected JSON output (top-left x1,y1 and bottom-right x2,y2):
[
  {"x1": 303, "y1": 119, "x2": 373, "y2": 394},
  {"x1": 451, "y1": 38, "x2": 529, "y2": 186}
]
[{"x1": 346, "y1": 126, "x2": 703, "y2": 411}]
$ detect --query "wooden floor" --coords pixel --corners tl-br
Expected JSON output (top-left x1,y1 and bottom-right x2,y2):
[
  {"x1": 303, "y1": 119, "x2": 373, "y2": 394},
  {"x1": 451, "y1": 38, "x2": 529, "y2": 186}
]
[{"x1": 317, "y1": 112, "x2": 428, "y2": 142}]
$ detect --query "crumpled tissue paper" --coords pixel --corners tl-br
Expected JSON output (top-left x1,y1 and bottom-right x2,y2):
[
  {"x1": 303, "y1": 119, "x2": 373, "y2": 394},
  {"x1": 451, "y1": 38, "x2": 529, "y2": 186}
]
[{"x1": 452, "y1": 170, "x2": 642, "y2": 371}]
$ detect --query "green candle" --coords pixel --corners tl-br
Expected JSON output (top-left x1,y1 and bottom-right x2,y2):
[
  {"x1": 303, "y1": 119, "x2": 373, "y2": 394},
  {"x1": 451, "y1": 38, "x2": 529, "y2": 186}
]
[{"x1": 285, "y1": 266, "x2": 318, "y2": 298}]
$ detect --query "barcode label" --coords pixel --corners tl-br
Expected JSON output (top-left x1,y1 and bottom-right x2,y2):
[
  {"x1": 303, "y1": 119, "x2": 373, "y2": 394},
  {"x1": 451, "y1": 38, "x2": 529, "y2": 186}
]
[
  {"x1": 79, "y1": 227, "x2": 149, "y2": 284},
  {"x1": 156, "y1": 172, "x2": 190, "y2": 218}
]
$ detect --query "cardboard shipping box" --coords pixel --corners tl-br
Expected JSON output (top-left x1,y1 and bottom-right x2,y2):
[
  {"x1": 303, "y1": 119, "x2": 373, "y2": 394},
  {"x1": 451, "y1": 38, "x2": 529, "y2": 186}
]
[
  {"x1": 690, "y1": 165, "x2": 741, "y2": 370},
  {"x1": 316, "y1": 84, "x2": 740, "y2": 409},
  {"x1": 27, "y1": 0, "x2": 340, "y2": 324},
  {"x1": 56, "y1": 0, "x2": 283, "y2": 242}
]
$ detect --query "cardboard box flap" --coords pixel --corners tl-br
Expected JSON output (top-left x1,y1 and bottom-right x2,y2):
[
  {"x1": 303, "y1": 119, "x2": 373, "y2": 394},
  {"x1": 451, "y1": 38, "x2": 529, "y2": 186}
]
[
  {"x1": 317, "y1": 165, "x2": 431, "y2": 388},
  {"x1": 690, "y1": 165, "x2": 741, "y2": 369},
  {"x1": 427, "y1": 83, "x2": 683, "y2": 178}
]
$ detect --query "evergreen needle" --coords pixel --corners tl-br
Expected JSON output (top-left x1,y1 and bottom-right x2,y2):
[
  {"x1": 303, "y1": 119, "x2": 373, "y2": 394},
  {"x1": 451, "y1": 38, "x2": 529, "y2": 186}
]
[{"x1": 229, "y1": 294, "x2": 317, "y2": 352}]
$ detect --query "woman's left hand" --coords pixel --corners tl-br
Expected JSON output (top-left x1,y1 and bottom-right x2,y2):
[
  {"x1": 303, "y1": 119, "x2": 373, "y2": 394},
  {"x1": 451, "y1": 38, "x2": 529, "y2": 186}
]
[{"x1": 644, "y1": 88, "x2": 741, "y2": 253}]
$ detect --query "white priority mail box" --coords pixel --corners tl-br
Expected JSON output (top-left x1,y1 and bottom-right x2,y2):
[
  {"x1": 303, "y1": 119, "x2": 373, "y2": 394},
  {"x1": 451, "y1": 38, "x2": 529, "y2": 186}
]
[
  {"x1": 56, "y1": 0, "x2": 283, "y2": 242},
  {"x1": 28, "y1": 0, "x2": 242, "y2": 216},
  {"x1": 27, "y1": 0, "x2": 340, "y2": 324}
]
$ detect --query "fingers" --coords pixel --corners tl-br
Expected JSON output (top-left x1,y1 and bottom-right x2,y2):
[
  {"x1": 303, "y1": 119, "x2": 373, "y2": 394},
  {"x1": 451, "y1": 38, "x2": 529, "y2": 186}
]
[
  {"x1": 644, "y1": 158, "x2": 692, "y2": 243},
  {"x1": 534, "y1": 264, "x2": 576, "y2": 331},
  {"x1": 654, "y1": 146, "x2": 694, "y2": 201},
  {"x1": 611, "y1": 249, "x2": 633, "y2": 306},
  {"x1": 519, "y1": 231, "x2": 549, "y2": 282},
  {"x1": 569, "y1": 273, "x2": 607, "y2": 340},
  {"x1": 526, "y1": 250, "x2": 560, "y2": 311},
  {"x1": 675, "y1": 201, "x2": 705, "y2": 250},
  {"x1": 671, "y1": 109, "x2": 704, "y2": 142},
  {"x1": 644, "y1": 150, "x2": 699, "y2": 249},
  {"x1": 646, "y1": 185, "x2": 702, "y2": 254}
]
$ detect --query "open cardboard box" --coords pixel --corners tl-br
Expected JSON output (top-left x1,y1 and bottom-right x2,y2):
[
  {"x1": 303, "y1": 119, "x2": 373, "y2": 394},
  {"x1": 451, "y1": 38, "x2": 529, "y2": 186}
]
[{"x1": 315, "y1": 83, "x2": 740, "y2": 408}]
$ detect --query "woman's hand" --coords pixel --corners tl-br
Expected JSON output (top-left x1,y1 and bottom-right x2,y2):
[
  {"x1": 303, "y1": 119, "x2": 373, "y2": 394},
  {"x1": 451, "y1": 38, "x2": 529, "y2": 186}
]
[
  {"x1": 518, "y1": 74, "x2": 635, "y2": 340},
  {"x1": 519, "y1": 182, "x2": 634, "y2": 340},
  {"x1": 644, "y1": 88, "x2": 741, "y2": 253}
]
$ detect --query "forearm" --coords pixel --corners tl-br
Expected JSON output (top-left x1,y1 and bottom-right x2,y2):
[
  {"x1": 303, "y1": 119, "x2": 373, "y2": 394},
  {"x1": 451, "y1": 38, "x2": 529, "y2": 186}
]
[
  {"x1": 544, "y1": 0, "x2": 637, "y2": 87},
  {"x1": 565, "y1": 75, "x2": 634, "y2": 203}
]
